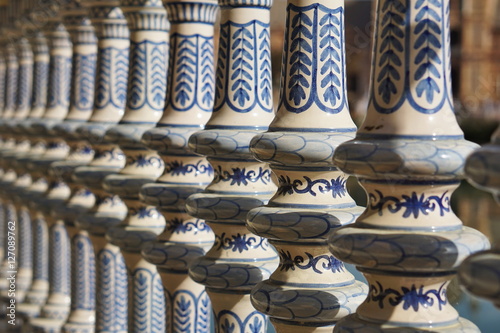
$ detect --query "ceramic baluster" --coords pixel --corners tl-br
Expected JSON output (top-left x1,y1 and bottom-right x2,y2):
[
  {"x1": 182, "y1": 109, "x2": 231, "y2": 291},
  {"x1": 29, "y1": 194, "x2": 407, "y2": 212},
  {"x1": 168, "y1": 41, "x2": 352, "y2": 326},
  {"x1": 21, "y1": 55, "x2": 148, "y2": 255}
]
[
  {"x1": 0, "y1": 1, "x2": 28, "y2": 301},
  {"x1": 102, "y1": 0, "x2": 169, "y2": 330},
  {"x1": 71, "y1": 0, "x2": 130, "y2": 331},
  {"x1": 458, "y1": 125, "x2": 500, "y2": 307},
  {"x1": 0, "y1": 7, "x2": 9, "y2": 303},
  {"x1": 329, "y1": 0, "x2": 490, "y2": 331},
  {"x1": 4, "y1": 10, "x2": 37, "y2": 305},
  {"x1": 185, "y1": 0, "x2": 278, "y2": 331},
  {"x1": 73, "y1": 2, "x2": 130, "y2": 332},
  {"x1": 246, "y1": 1, "x2": 367, "y2": 332},
  {"x1": 16, "y1": 2, "x2": 55, "y2": 321},
  {"x1": 139, "y1": 0, "x2": 217, "y2": 331},
  {"x1": 29, "y1": 1, "x2": 99, "y2": 332},
  {"x1": 26, "y1": 3, "x2": 74, "y2": 330}
]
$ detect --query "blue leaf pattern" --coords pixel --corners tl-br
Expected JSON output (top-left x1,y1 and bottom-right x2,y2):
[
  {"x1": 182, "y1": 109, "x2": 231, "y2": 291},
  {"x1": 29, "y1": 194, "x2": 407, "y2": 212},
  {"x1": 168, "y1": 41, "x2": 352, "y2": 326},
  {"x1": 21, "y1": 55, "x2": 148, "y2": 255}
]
[
  {"x1": 95, "y1": 47, "x2": 129, "y2": 110},
  {"x1": 414, "y1": 0, "x2": 442, "y2": 103}
]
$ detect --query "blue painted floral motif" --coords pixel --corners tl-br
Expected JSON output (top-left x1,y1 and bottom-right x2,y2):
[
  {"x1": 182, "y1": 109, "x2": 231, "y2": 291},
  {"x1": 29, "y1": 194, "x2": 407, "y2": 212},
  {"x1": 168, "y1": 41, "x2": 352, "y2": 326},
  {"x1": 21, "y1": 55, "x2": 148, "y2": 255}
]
[
  {"x1": 95, "y1": 47, "x2": 129, "y2": 109},
  {"x1": 279, "y1": 250, "x2": 344, "y2": 274},
  {"x1": 371, "y1": 0, "x2": 452, "y2": 114},
  {"x1": 249, "y1": 317, "x2": 262, "y2": 333},
  {"x1": 165, "y1": 160, "x2": 213, "y2": 177},
  {"x1": 277, "y1": 175, "x2": 347, "y2": 198},
  {"x1": 128, "y1": 154, "x2": 163, "y2": 169},
  {"x1": 369, "y1": 190, "x2": 450, "y2": 218},
  {"x1": 94, "y1": 147, "x2": 124, "y2": 162},
  {"x1": 221, "y1": 318, "x2": 235, "y2": 333},
  {"x1": 32, "y1": 58, "x2": 49, "y2": 109},
  {"x1": 47, "y1": 55, "x2": 72, "y2": 109},
  {"x1": 128, "y1": 40, "x2": 167, "y2": 112},
  {"x1": 216, "y1": 233, "x2": 266, "y2": 253},
  {"x1": 376, "y1": 0, "x2": 406, "y2": 105},
  {"x1": 280, "y1": 4, "x2": 346, "y2": 113},
  {"x1": 168, "y1": 33, "x2": 215, "y2": 112},
  {"x1": 368, "y1": 281, "x2": 447, "y2": 311},
  {"x1": 72, "y1": 235, "x2": 96, "y2": 311},
  {"x1": 167, "y1": 218, "x2": 210, "y2": 235},
  {"x1": 17, "y1": 63, "x2": 33, "y2": 111},
  {"x1": 216, "y1": 311, "x2": 267, "y2": 333},
  {"x1": 414, "y1": 0, "x2": 442, "y2": 103},
  {"x1": 131, "y1": 207, "x2": 160, "y2": 219},
  {"x1": 214, "y1": 166, "x2": 271, "y2": 186},
  {"x1": 97, "y1": 248, "x2": 128, "y2": 332},
  {"x1": 72, "y1": 53, "x2": 97, "y2": 112},
  {"x1": 5, "y1": 51, "x2": 18, "y2": 111},
  {"x1": 214, "y1": 19, "x2": 273, "y2": 113},
  {"x1": 133, "y1": 268, "x2": 165, "y2": 332}
]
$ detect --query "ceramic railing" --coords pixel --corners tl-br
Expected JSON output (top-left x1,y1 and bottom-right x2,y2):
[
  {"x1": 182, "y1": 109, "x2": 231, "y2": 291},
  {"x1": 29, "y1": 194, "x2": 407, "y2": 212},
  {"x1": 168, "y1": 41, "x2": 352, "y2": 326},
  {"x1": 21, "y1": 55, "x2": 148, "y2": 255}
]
[{"x1": 0, "y1": 0, "x2": 495, "y2": 332}]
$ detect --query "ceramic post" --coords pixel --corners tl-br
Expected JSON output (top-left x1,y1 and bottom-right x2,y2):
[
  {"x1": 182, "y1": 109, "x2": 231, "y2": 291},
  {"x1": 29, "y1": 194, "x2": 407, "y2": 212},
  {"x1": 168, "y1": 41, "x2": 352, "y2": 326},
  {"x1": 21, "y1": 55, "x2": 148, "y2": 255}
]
[
  {"x1": 139, "y1": 0, "x2": 218, "y2": 331},
  {"x1": 186, "y1": 0, "x2": 279, "y2": 331},
  {"x1": 329, "y1": 0, "x2": 490, "y2": 331},
  {"x1": 247, "y1": 1, "x2": 367, "y2": 332},
  {"x1": 102, "y1": 0, "x2": 170, "y2": 330}
]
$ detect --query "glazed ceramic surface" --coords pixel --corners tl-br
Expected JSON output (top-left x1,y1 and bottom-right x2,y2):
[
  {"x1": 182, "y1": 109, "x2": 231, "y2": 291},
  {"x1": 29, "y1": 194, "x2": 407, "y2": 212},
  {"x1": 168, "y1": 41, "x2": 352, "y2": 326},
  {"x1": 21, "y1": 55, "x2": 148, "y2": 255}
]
[
  {"x1": 247, "y1": 1, "x2": 367, "y2": 332},
  {"x1": 186, "y1": 0, "x2": 279, "y2": 332},
  {"x1": 139, "y1": 0, "x2": 218, "y2": 332},
  {"x1": 329, "y1": 0, "x2": 490, "y2": 332}
]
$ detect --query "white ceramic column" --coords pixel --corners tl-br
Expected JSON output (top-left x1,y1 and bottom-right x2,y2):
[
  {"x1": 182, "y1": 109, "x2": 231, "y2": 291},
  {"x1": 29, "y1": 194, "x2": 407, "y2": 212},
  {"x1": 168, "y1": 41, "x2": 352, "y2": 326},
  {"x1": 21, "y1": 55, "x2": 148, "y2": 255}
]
[
  {"x1": 30, "y1": 1, "x2": 99, "y2": 331},
  {"x1": 247, "y1": 1, "x2": 367, "y2": 332},
  {"x1": 102, "y1": 0, "x2": 169, "y2": 330},
  {"x1": 329, "y1": 0, "x2": 490, "y2": 331},
  {"x1": 16, "y1": 2, "x2": 54, "y2": 321},
  {"x1": 27, "y1": 3, "x2": 74, "y2": 329},
  {"x1": 139, "y1": 0, "x2": 217, "y2": 331},
  {"x1": 186, "y1": 0, "x2": 279, "y2": 331},
  {"x1": 71, "y1": 0, "x2": 130, "y2": 331}
]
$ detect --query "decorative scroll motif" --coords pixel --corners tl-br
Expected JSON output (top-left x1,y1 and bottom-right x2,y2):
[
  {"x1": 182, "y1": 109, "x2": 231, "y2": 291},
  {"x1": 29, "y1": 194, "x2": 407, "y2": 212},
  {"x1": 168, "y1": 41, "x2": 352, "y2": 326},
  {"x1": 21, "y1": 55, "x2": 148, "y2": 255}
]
[
  {"x1": 32, "y1": 59, "x2": 49, "y2": 109},
  {"x1": 368, "y1": 281, "x2": 447, "y2": 311},
  {"x1": 127, "y1": 40, "x2": 168, "y2": 112},
  {"x1": 71, "y1": 53, "x2": 97, "y2": 112},
  {"x1": 128, "y1": 154, "x2": 164, "y2": 168},
  {"x1": 131, "y1": 207, "x2": 161, "y2": 220},
  {"x1": 167, "y1": 33, "x2": 215, "y2": 112},
  {"x1": 371, "y1": 0, "x2": 452, "y2": 114},
  {"x1": 369, "y1": 190, "x2": 450, "y2": 218},
  {"x1": 47, "y1": 55, "x2": 72, "y2": 109},
  {"x1": 95, "y1": 47, "x2": 129, "y2": 110},
  {"x1": 94, "y1": 147, "x2": 125, "y2": 162},
  {"x1": 213, "y1": 166, "x2": 271, "y2": 186},
  {"x1": 97, "y1": 248, "x2": 128, "y2": 332},
  {"x1": 279, "y1": 3, "x2": 347, "y2": 113},
  {"x1": 71, "y1": 234, "x2": 96, "y2": 311},
  {"x1": 215, "y1": 233, "x2": 268, "y2": 253},
  {"x1": 279, "y1": 250, "x2": 344, "y2": 274},
  {"x1": 133, "y1": 268, "x2": 166, "y2": 332},
  {"x1": 277, "y1": 175, "x2": 347, "y2": 198},
  {"x1": 217, "y1": 311, "x2": 266, "y2": 333},
  {"x1": 214, "y1": 19, "x2": 273, "y2": 113},
  {"x1": 165, "y1": 160, "x2": 213, "y2": 177},
  {"x1": 167, "y1": 218, "x2": 210, "y2": 235}
]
